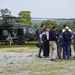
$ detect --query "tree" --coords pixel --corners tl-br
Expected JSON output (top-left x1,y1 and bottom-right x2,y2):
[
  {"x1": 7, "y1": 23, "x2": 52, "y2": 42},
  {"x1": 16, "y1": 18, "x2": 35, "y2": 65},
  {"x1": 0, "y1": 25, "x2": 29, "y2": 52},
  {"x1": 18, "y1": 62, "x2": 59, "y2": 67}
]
[
  {"x1": 57, "y1": 23, "x2": 63, "y2": 30},
  {"x1": 41, "y1": 20, "x2": 57, "y2": 29},
  {"x1": 0, "y1": 8, "x2": 11, "y2": 16},
  {"x1": 33, "y1": 24, "x2": 40, "y2": 29},
  {"x1": 62, "y1": 22, "x2": 74, "y2": 30},
  {"x1": 18, "y1": 11, "x2": 32, "y2": 25},
  {"x1": 57, "y1": 21, "x2": 74, "y2": 31}
]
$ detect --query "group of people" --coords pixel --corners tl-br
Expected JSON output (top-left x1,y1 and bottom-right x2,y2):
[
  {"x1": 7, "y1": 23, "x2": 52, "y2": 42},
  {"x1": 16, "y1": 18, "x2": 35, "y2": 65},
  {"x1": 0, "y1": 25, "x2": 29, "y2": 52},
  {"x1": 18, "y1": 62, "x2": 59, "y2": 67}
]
[{"x1": 36, "y1": 24, "x2": 74, "y2": 61}]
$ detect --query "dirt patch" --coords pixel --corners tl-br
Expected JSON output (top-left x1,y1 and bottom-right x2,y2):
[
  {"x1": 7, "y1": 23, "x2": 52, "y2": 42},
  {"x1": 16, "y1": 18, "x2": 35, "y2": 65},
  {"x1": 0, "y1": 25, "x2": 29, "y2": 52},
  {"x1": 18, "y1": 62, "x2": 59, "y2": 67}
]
[
  {"x1": 0, "y1": 52, "x2": 75, "y2": 75},
  {"x1": 0, "y1": 52, "x2": 39, "y2": 66}
]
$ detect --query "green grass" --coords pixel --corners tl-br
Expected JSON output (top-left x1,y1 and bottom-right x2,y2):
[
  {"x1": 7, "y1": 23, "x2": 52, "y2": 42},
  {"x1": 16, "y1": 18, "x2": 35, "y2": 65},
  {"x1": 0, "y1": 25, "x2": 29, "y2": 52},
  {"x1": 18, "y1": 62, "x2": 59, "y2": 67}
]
[
  {"x1": 0, "y1": 60, "x2": 75, "y2": 75},
  {"x1": 0, "y1": 44, "x2": 36, "y2": 48},
  {"x1": 0, "y1": 47, "x2": 38, "y2": 53},
  {"x1": 0, "y1": 45, "x2": 39, "y2": 53}
]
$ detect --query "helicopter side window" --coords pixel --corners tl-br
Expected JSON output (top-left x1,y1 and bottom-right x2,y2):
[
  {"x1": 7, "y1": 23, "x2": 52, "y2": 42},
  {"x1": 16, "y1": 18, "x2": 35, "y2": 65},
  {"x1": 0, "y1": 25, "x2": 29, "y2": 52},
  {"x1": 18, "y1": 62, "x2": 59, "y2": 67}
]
[
  {"x1": 0, "y1": 19, "x2": 3, "y2": 24},
  {"x1": 28, "y1": 28, "x2": 34, "y2": 33},
  {"x1": 3, "y1": 30, "x2": 8, "y2": 36}
]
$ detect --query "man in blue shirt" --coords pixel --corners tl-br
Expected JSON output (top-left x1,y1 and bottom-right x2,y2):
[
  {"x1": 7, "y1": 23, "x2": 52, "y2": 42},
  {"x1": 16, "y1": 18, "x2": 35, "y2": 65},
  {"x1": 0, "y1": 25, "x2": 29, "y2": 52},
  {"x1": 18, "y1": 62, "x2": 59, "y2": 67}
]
[
  {"x1": 37, "y1": 24, "x2": 45, "y2": 58},
  {"x1": 62, "y1": 26, "x2": 73, "y2": 59},
  {"x1": 73, "y1": 26, "x2": 75, "y2": 52},
  {"x1": 49, "y1": 26, "x2": 57, "y2": 61}
]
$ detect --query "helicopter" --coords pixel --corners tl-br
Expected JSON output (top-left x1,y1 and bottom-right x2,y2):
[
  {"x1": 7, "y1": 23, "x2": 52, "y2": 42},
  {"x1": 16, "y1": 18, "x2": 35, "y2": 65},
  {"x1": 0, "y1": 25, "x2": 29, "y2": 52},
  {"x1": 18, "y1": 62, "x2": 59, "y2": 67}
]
[{"x1": 0, "y1": 15, "x2": 37, "y2": 45}]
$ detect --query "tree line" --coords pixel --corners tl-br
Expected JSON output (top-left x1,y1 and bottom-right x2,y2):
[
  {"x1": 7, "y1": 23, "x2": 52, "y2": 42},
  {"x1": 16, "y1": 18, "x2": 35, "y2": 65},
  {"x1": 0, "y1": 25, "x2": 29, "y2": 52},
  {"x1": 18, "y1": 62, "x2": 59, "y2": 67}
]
[{"x1": 0, "y1": 8, "x2": 75, "y2": 30}]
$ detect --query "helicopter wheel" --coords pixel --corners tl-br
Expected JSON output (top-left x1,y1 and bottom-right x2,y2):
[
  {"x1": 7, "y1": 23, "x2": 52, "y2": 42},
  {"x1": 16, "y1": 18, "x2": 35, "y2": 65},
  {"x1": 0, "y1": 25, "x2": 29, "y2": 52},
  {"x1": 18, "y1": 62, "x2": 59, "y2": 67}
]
[{"x1": 13, "y1": 40, "x2": 19, "y2": 45}]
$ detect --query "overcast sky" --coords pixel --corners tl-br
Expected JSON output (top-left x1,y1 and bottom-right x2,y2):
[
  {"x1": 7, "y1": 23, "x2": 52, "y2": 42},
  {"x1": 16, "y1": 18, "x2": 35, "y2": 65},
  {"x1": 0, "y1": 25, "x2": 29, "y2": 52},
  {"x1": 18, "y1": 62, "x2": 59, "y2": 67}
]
[{"x1": 0, "y1": 0, "x2": 75, "y2": 18}]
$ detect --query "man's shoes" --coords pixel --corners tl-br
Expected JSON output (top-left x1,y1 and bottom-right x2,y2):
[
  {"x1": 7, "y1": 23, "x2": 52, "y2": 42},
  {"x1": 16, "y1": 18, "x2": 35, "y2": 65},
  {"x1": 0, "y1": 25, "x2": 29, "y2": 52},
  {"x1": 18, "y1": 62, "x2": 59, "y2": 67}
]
[
  {"x1": 51, "y1": 59, "x2": 56, "y2": 61},
  {"x1": 38, "y1": 56, "x2": 42, "y2": 58}
]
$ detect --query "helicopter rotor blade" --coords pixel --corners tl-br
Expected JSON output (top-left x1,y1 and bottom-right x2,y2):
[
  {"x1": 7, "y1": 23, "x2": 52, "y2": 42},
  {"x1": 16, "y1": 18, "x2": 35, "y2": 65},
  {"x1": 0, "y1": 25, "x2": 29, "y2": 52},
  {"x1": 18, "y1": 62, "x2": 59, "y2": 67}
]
[{"x1": 0, "y1": 15, "x2": 49, "y2": 19}]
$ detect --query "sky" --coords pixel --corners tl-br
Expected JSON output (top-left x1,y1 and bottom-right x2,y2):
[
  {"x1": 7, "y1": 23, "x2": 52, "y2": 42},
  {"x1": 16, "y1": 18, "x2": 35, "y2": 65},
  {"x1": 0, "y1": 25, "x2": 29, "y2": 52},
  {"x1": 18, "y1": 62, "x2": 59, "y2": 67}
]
[{"x1": 0, "y1": 0, "x2": 75, "y2": 18}]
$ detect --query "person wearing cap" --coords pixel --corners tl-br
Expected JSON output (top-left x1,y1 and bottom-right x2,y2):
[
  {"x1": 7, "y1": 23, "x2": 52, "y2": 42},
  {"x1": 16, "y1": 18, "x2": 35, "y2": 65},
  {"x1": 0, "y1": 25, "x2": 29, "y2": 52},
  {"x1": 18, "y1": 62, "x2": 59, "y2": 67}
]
[{"x1": 62, "y1": 26, "x2": 73, "y2": 59}]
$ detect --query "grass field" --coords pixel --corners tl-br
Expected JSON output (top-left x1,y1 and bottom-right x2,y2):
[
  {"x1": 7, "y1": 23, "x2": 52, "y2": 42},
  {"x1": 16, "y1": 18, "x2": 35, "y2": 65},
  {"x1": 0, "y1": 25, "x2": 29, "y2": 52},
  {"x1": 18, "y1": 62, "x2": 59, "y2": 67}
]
[{"x1": 0, "y1": 45, "x2": 75, "y2": 75}]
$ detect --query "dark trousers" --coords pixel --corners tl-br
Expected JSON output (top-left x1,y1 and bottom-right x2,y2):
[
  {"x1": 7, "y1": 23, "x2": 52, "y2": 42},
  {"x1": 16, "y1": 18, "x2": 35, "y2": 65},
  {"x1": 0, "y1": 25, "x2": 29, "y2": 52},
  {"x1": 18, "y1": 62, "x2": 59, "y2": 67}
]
[
  {"x1": 63, "y1": 44, "x2": 70, "y2": 59},
  {"x1": 43, "y1": 40, "x2": 50, "y2": 57},
  {"x1": 38, "y1": 39, "x2": 44, "y2": 57},
  {"x1": 70, "y1": 46, "x2": 71, "y2": 57},
  {"x1": 38, "y1": 45, "x2": 44, "y2": 56},
  {"x1": 57, "y1": 43, "x2": 62, "y2": 59}
]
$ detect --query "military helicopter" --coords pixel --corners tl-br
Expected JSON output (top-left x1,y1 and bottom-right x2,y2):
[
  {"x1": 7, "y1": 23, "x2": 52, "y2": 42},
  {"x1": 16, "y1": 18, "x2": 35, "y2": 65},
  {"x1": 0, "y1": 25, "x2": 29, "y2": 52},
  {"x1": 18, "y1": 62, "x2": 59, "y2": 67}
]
[{"x1": 0, "y1": 15, "x2": 37, "y2": 45}]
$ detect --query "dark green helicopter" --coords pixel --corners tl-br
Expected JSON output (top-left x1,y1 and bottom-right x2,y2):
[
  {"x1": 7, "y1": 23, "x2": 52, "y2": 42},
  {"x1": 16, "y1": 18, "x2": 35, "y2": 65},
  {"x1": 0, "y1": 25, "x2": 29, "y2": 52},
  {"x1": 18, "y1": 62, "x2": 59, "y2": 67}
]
[{"x1": 0, "y1": 15, "x2": 37, "y2": 45}]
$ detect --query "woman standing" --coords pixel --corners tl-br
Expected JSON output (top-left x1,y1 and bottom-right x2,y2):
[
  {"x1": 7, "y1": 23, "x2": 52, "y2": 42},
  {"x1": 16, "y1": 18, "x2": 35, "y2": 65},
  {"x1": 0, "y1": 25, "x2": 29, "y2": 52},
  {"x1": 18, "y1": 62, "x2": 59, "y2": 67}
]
[{"x1": 40, "y1": 28, "x2": 50, "y2": 58}]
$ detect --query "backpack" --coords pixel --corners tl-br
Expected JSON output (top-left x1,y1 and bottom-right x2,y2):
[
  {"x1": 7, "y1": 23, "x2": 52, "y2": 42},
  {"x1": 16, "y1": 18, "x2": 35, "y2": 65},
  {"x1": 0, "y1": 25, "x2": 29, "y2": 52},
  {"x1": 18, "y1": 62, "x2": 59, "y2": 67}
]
[
  {"x1": 63, "y1": 30, "x2": 71, "y2": 42},
  {"x1": 42, "y1": 33, "x2": 47, "y2": 41}
]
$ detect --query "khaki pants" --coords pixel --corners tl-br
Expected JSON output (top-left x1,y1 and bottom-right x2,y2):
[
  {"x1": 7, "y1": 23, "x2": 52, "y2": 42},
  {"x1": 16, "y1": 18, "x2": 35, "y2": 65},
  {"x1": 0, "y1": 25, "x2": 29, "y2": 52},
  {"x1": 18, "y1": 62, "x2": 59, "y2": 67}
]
[{"x1": 50, "y1": 41, "x2": 57, "y2": 59}]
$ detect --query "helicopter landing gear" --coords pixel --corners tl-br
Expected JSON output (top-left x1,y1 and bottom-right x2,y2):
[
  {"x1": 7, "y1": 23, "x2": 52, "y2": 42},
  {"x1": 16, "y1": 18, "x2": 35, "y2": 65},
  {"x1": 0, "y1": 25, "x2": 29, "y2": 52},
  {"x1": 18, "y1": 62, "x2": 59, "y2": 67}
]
[
  {"x1": 6, "y1": 37, "x2": 13, "y2": 45},
  {"x1": 13, "y1": 36, "x2": 25, "y2": 45}
]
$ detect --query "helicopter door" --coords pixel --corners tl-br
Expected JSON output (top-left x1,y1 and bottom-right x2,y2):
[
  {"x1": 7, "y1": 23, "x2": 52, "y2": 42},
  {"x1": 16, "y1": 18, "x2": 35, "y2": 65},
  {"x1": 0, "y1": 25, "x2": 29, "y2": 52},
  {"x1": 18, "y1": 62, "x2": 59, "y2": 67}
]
[{"x1": 17, "y1": 28, "x2": 23, "y2": 36}]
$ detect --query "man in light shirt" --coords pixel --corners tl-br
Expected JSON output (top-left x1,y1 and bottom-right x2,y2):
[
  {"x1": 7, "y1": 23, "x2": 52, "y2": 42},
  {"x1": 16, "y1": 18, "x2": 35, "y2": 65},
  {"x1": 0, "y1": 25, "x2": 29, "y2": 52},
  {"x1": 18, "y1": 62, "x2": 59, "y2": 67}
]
[
  {"x1": 62, "y1": 26, "x2": 73, "y2": 59},
  {"x1": 62, "y1": 25, "x2": 73, "y2": 58},
  {"x1": 62, "y1": 24, "x2": 72, "y2": 32}
]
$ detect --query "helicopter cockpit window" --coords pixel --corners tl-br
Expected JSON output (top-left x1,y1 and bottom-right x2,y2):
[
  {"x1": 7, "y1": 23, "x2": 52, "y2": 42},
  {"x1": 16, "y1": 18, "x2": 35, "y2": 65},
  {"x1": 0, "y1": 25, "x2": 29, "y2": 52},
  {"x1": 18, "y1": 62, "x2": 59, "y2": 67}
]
[
  {"x1": 28, "y1": 28, "x2": 34, "y2": 33},
  {"x1": 3, "y1": 30, "x2": 8, "y2": 36}
]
